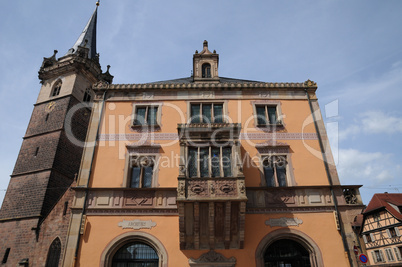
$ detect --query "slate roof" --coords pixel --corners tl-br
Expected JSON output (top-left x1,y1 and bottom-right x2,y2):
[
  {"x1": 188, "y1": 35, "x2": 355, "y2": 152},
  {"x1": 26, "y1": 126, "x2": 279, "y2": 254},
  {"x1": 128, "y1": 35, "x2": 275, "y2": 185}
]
[
  {"x1": 65, "y1": 5, "x2": 98, "y2": 59},
  {"x1": 147, "y1": 76, "x2": 264, "y2": 85},
  {"x1": 363, "y1": 193, "x2": 402, "y2": 221}
]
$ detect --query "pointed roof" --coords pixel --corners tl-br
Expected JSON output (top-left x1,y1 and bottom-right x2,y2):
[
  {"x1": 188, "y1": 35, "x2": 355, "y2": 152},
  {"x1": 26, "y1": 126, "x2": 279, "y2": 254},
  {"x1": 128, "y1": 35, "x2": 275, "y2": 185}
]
[
  {"x1": 66, "y1": 5, "x2": 98, "y2": 59},
  {"x1": 363, "y1": 193, "x2": 402, "y2": 220}
]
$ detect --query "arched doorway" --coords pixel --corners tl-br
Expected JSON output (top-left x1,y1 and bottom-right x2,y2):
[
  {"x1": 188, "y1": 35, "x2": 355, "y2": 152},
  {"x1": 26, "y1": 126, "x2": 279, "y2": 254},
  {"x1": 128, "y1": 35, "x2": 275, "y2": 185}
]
[
  {"x1": 112, "y1": 241, "x2": 159, "y2": 267},
  {"x1": 45, "y1": 238, "x2": 61, "y2": 267},
  {"x1": 101, "y1": 232, "x2": 168, "y2": 267},
  {"x1": 255, "y1": 229, "x2": 323, "y2": 267},
  {"x1": 264, "y1": 239, "x2": 310, "y2": 267}
]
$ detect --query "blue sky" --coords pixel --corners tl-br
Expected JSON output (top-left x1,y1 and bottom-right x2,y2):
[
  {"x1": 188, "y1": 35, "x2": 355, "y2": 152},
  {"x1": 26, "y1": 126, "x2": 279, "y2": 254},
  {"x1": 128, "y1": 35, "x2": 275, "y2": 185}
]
[{"x1": 1, "y1": 0, "x2": 402, "y2": 205}]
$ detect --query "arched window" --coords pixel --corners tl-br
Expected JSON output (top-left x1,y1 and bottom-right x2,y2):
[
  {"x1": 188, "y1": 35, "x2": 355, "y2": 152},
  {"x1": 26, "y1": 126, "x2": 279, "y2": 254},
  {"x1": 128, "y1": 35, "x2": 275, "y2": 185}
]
[
  {"x1": 202, "y1": 63, "x2": 211, "y2": 78},
  {"x1": 112, "y1": 242, "x2": 159, "y2": 267},
  {"x1": 45, "y1": 238, "x2": 61, "y2": 267},
  {"x1": 264, "y1": 239, "x2": 311, "y2": 267},
  {"x1": 51, "y1": 80, "x2": 62, "y2": 97}
]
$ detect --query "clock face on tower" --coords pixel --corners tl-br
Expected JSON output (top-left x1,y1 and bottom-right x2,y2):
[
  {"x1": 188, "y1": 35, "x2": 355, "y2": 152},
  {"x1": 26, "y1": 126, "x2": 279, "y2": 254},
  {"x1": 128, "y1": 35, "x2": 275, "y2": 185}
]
[{"x1": 46, "y1": 101, "x2": 56, "y2": 112}]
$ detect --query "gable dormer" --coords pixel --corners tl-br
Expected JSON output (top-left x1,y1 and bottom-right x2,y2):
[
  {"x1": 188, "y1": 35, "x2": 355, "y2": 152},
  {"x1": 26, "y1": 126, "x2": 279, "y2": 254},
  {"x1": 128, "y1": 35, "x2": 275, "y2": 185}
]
[{"x1": 193, "y1": 40, "x2": 219, "y2": 82}]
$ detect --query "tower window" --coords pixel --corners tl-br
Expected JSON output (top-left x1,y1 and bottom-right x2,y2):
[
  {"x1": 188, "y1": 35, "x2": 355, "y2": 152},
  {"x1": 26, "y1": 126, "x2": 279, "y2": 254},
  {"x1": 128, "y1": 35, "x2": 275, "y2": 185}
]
[
  {"x1": 45, "y1": 113, "x2": 50, "y2": 122},
  {"x1": 83, "y1": 88, "x2": 91, "y2": 102},
  {"x1": 51, "y1": 80, "x2": 62, "y2": 97},
  {"x1": 34, "y1": 147, "x2": 39, "y2": 157},
  {"x1": 202, "y1": 63, "x2": 211, "y2": 78},
  {"x1": 2, "y1": 248, "x2": 10, "y2": 264}
]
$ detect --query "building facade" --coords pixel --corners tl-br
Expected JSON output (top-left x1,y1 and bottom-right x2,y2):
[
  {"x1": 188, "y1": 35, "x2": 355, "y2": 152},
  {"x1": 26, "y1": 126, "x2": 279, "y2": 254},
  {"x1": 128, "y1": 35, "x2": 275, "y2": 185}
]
[
  {"x1": 361, "y1": 193, "x2": 402, "y2": 266},
  {"x1": 0, "y1": 5, "x2": 366, "y2": 267}
]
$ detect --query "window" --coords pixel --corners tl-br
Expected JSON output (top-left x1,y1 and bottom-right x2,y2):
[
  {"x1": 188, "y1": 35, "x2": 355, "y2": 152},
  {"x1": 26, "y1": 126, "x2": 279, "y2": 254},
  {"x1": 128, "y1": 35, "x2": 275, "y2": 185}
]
[
  {"x1": 83, "y1": 88, "x2": 91, "y2": 102},
  {"x1": 129, "y1": 156, "x2": 155, "y2": 188},
  {"x1": 188, "y1": 146, "x2": 232, "y2": 178},
  {"x1": 51, "y1": 80, "x2": 62, "y2": 97},
  {"x1": 262, "y1": 155, "x2": 287, "y2": 187},
  {"x1": 255, "y1": 105, "x2": 281, "y2": 126},
  {"x1": 264, "y1": 239, "x2": 311, "y2": 267},
  {"x1": 387, "y1": 228, "x2": 397, "y2": 238},
  {"x1": 133, "y1": 105, "x2": 159, "y2": 126},
  {"x1": 385, "y1": 248, "x2": 395, "y2": 262},
  {"x1": 190, "y1": 103, "x2": 224, "y2": 123},
  {"x1": 202, "y1": 63, "x2": 211, "y2": 78},
  {"x1": 45, "y1": 238, "x2": 61, "y2": 267},
  {"x1": 372, "y1": 250, "x2": 385, "y2": 263},
  {"x1": 373, "y1": 213, "x2": 380, "y2": 221},
  {"x1": 112, "y1": 242, "x2": 159, "y2": 267},
  {"x1": 395, "y1": 247, "x2": 402, "y2": 261},
  {"x1": 2, "y1": 248, "x2": 10, "y2": 264}
]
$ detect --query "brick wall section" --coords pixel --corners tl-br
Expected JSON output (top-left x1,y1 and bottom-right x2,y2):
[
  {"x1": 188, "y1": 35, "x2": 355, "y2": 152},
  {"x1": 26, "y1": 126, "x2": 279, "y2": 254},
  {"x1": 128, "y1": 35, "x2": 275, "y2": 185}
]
[
  {"x1": 12, "y1": 131, "x2": 60, "y2": 176},
  {"x1": 0, "y1": 172, "x2": 50, "y2": 219},
  {"x1": 25, "y1": 97, "x2": 70, "y2": 137},
  {"x1": 0, "y1": 184, "x2": 75, "y2": 266}
]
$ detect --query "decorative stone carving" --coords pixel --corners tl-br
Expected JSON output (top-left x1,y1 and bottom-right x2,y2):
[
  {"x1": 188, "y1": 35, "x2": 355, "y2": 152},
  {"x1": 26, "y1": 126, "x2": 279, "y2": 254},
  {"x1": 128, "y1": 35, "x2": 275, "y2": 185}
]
[
  {"x1": 178, "y1": 181, "x2": 186, "y2": 198},
  {"x1": 266, "y1": 191, "x2": 295, "y2": 204},
  {"x1": 118, "y1": 219, "x2": 156, "y2": 230},
  {"x1": 343, "y1": 188, "x2": 358, "y2": 204},
  {"x1": 142, "y1": 92, "x2": 154, "y2": 99},
  {"x1": 265, "y1": 217, "x2": 303, "y2": 227},
  {"x1": 189, "y1": 250, "x2": 236, "y2": 266},
  {"x1": 199, "y1": 91, "x2": 215, "y2": 98},
  {"x1": 239, "y1": 181, "x2": 245, "y2": 195}
]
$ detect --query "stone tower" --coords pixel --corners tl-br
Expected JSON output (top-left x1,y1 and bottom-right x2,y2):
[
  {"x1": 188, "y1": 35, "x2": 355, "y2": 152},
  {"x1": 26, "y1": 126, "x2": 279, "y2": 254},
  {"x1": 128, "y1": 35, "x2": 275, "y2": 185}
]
[{"x1": 0, "y1": 4, "x2": 112, "y2": 266}]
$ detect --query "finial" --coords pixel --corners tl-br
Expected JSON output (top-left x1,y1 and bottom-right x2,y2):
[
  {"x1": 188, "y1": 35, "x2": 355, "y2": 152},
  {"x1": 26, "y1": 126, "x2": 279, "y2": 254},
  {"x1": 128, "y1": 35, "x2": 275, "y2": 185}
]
[
  {"x1": 203, "y1": 40, "x2": 208, "y2": 47},
  {"x1": 96, "y1": 1, "x2": 100, "y2": 6}
]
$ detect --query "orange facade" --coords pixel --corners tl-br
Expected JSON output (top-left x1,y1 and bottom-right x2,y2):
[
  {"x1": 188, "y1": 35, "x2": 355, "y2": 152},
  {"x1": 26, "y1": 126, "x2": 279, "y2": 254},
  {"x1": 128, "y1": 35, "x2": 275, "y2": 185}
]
[{"x1": 58, "y1": 41, "x2": 367, "y2": 267}]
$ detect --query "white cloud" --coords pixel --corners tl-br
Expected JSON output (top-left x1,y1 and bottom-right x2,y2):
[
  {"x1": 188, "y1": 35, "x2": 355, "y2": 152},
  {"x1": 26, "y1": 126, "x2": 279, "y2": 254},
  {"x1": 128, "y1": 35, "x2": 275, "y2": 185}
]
[
  {"x1": 334, "y1": 111, "x2": 402, "y2": 141},
  {"x1": 360, "y1": 111, "x2": 402, "y2": 134},
  {"x1": 337, "y1": 149, "x2": 396, "y2": 185}
]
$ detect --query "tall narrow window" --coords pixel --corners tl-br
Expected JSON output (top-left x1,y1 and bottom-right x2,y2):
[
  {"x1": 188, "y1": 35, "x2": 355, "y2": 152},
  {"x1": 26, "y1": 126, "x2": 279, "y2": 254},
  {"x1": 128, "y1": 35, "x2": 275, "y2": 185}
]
[
  {"x1": 51, "y1": 80, "x2": 62, "y2": 97},
  {"x1": 133, "y1": 106, "x2": 159, "y2": 126},
  {"x1": 34, "y1": 147, "x2": 39, "y2": 157},
  {"x1": 190, "y1": 103, "x2": 224, "y2": 123},
  {"x1": 45, "y1": 238, "x2": 61, "y2": 267},
  {"x1": 202, "y1": 63, "x2": 211, "y2": 78},
  {"x1": 129, "y1": 156, "x2": 155, "y2": 188},
  {"x1": 188, "y1": 146, "x2": 232, "y2": 178},
  {"x1": 256, "y1": 105, "x2": 280, "y2": 125},
  {"x1": 83, "y1": 88, "x2": 91, "y2": 102},
  {"x1": 262, "y1": 155, "x2": 287, "y2": 187},
  {"x1": 2, "y1": 248, "x2": 10, "y2": 264}
]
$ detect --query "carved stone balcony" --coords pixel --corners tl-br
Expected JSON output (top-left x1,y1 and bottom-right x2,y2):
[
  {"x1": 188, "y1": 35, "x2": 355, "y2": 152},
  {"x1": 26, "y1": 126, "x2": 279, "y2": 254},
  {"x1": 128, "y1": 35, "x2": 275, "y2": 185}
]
[{"x1": 177, "y1": 176, "x2": 247, "y2": 250}]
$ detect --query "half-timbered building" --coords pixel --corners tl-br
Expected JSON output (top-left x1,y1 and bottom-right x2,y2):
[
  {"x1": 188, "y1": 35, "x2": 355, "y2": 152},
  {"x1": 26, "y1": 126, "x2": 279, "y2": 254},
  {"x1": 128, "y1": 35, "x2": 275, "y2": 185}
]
[{"x1": 361, "y1": 193, "x2": 402, "y2": 265}]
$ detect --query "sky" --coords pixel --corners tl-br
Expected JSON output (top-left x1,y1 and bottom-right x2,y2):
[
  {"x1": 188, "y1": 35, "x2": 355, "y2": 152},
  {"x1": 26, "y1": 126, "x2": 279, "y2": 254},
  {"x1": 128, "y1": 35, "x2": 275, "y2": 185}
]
[{"x1": 1, "y1": 0, "x2": 402, "y2": 206}]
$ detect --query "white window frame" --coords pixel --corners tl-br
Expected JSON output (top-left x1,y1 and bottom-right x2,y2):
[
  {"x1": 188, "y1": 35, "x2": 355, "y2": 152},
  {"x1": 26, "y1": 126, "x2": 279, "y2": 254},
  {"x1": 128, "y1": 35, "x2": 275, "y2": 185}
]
[
  {"x1": 385, "y1": 248, "x2": 395, "y2": 262},
  {"x1": 394, "y1": 247, "x2": 402, "y2": 261}
]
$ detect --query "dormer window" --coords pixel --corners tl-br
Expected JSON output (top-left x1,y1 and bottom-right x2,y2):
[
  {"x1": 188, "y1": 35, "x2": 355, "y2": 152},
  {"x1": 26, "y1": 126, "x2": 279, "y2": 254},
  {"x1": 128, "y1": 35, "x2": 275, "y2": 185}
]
[
  {"x1": 51, "y1": 80, "x2": 62, "y2": 97},
  {"x1": 202, "y1": 63, "x2": 211, "y2": 78}
]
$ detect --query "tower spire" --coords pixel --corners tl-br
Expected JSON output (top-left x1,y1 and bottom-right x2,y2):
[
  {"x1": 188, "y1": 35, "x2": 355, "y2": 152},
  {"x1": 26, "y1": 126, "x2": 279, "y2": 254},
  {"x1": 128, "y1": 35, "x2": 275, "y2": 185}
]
[{"x1": 66, "y1": 4, "x2": 98, "y2": 59}]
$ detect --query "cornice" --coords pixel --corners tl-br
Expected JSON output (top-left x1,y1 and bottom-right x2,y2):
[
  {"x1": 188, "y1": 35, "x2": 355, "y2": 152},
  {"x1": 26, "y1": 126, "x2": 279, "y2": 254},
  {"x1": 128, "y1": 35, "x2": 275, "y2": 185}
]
[{"x1": 93, "y1": 80, "x2": 318, "y2": 92}]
